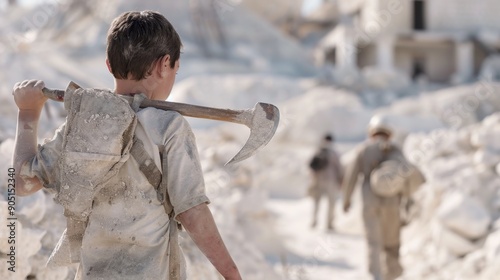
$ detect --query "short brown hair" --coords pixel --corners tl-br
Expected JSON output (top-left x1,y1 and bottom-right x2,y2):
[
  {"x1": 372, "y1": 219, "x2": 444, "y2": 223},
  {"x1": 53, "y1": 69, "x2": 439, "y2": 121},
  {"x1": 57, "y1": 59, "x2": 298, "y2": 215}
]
[{"x1": 106, "y1": 11, "x2": 182, "y2": 80}]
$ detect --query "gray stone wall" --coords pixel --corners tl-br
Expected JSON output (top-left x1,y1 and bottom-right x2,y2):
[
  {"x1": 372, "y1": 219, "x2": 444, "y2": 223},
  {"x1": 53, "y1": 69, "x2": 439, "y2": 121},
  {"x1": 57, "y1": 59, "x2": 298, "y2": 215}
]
[{"x1": 427, "y1": 0, "x2": 500, "y2": 32}]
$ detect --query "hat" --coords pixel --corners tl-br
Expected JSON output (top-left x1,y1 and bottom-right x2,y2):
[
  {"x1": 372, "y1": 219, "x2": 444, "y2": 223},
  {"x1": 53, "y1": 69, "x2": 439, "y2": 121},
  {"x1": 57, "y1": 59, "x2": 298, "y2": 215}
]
[{"x1": 368, "y1": 115, "x2": 393, "y2": 137}]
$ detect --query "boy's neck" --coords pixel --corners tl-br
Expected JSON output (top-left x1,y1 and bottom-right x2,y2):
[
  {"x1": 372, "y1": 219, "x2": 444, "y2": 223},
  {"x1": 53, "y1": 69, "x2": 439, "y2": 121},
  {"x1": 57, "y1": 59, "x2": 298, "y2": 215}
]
[{"x1": 114, "y1": 78, "x2": 157, "y2": 99}]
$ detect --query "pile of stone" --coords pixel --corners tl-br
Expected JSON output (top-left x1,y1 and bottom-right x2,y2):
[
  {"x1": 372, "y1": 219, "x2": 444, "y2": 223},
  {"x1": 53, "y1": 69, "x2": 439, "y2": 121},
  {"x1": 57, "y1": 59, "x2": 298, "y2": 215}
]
[{"x1": 401, "y1": 112, "x2": 500, "y2": 280}]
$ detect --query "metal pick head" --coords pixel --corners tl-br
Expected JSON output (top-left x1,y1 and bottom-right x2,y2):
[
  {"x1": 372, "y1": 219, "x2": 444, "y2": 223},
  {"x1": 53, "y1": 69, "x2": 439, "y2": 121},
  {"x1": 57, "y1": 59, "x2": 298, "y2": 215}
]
[{"x1": 225, "y1": 103, "x2": 280, "y2": 165}]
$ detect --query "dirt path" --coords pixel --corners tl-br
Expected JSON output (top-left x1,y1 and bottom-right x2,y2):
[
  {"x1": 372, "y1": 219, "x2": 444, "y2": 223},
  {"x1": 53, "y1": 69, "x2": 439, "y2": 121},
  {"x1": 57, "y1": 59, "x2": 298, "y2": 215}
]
[{"x1": 266, "y1": 197, "x2": 372, "y2": 280}]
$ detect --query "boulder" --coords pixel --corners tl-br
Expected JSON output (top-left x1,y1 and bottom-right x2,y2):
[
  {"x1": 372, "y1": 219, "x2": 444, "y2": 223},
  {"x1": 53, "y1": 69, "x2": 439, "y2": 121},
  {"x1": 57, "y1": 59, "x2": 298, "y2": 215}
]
[
  {"x1": 437, "y1": 192, "x2": 491, "y2": 240},
  {"x1": 473, "y1": 148, "x2": 500, "y2": 167},
  {"x1": 470, "y1": 127, "x2": 500, "y2": 151},
  {"x1": 432, "y1": 221, "x2": 478, "y2": 256},
  {"x1": 481, "y1": 112, "x2": 500, "y2": 128}
]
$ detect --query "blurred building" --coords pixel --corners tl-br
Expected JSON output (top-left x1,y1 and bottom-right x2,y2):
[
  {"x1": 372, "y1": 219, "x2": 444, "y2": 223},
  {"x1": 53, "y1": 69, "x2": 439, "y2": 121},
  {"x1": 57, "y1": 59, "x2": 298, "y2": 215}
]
[
  {"x1": 242, "y1": 0, "x2": 304, "y2": 34},
  {"x1": 314, "y1": 0, "x2": 500, "y2": 84}
]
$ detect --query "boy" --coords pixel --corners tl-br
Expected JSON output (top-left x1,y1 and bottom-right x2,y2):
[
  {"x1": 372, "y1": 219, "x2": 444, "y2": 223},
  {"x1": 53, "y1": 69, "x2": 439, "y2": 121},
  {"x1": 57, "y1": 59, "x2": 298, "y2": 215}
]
[{"x1": 12, "y1": 11, "x2": 241, "y2": 280}]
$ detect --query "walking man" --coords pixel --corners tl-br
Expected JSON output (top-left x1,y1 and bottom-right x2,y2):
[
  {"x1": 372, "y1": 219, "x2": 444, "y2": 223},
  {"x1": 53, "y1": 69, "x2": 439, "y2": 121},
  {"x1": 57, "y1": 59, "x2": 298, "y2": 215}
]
[
  {"x1": 308, "y1": 134, "x2": 343, "y2": 230},
  {"x1": 342, "y1": 116, "x2": 406, "y2": 280}
]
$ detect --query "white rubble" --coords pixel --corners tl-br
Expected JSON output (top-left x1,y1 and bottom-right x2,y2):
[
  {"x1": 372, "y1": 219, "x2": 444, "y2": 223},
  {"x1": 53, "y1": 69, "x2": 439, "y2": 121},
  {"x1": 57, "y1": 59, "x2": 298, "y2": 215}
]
[
  {"x1": 431, "y1": 221, "x2": 479, "y2": 256},
  {"x1": 460, "y1": 250, "x2": 487, "y2": 278},
  {"x1": 473, "y1": 148, "x2": 500, "y2": 167},
  {"x1": 400, "y1": 112, "x2": 500, "y2": 279},
  {"x1": 17, "y1": 191, "x2": 47, "y2": 225},
  {"x1": 480, "y1": 257, "x2": 500, "y2": 280},
  {"x1": 274, "y1": 85, "x2": 372, "y2": 144},
  {"x1": 471, "y1": 126, "x2": 500, "y2": 151},
  {"x1": 484, "y1": 229, "x2": 500, "y2": 263},
  {"x1": 0, "y1": 206, "x2": 47, "y2": 280},
  {"x1": 437, "y1": 192, "x2": 491, "y2": 240}
]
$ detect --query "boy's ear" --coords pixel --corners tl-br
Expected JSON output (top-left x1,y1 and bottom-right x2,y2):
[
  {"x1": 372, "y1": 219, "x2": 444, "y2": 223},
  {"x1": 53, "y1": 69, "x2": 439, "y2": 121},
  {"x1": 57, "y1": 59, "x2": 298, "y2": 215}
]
[
  {"x1": 159, "y1": 55, "x2": 171, "y2": 78},
  {"x1": 105, "y1": 59, "x2": 112, "y2": 73}
]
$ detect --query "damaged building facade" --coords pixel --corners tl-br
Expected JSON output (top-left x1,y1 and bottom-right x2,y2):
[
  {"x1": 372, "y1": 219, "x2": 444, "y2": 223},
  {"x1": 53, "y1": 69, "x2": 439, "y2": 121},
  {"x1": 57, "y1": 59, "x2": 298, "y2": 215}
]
[{"x1": 316, "y1": 0, "x2": 500, "y2": 85}]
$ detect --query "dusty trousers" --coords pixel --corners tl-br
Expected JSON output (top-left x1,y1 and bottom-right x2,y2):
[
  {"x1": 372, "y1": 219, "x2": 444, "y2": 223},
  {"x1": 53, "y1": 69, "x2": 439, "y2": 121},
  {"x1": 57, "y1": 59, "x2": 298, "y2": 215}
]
[
  {"x1": 362, "y1": 187, "x2": 403, "y2": 280},
  {"x1": 311, "y1": 188, "x2": 337, "y2": 229}
]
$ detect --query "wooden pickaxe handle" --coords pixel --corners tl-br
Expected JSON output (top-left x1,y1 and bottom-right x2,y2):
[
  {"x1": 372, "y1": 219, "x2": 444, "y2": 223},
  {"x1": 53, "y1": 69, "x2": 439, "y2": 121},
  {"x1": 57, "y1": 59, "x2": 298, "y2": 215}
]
[
  {"x1": 133, "y1": 98, "x2": 253, "y2": 127},
  {"x1": 42, "y1": 87, "x2": 252, "y2": 127}
]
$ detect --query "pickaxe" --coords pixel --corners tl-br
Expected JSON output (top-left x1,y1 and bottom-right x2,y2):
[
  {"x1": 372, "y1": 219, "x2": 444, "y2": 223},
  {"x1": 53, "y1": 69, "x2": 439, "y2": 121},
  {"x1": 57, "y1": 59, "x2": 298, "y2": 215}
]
[{"x1": 42, "y1": 82, "x2": 280, "y2": 165}]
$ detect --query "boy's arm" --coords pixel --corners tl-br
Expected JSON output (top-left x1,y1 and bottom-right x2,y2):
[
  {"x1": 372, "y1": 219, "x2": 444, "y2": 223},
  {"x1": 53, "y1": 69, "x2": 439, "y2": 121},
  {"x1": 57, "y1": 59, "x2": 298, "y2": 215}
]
[
  {"x1": 12, "y1": 80, "x2": 47, "y2": 196},
  {"x1": 159, "y1": 113, "x2": 240, "y2": 279},
  {"x1": 178, "y1": 204, "x2": 242, "y2": 280}
]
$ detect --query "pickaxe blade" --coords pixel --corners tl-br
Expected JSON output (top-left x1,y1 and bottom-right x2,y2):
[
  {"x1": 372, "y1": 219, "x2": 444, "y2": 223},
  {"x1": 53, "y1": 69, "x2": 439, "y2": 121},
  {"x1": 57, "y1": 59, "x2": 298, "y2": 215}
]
[
  {"x1": 225, "y1": 103, "x2": 279, "y2": 165},
  {"x1": 42, "y1": 82, "x2": 280, "y2": 165}
]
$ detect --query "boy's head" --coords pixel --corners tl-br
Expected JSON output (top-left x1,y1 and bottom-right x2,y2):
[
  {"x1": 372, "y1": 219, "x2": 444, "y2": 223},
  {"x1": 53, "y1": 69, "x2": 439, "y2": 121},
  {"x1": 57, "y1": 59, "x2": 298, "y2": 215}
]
[{"x1": 106, "y1": 11, "x2": 182, "y2": 81}]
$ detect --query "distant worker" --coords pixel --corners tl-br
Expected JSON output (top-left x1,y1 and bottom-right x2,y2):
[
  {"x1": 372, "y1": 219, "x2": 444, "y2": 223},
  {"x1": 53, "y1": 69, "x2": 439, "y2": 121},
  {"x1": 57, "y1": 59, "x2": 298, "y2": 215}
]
[
  {"x1": 342, "y1": 115, "x2": 424, "y2": 280},
  {"x1": 308, "y1": 133, "x2": 343, "y2": 230}
]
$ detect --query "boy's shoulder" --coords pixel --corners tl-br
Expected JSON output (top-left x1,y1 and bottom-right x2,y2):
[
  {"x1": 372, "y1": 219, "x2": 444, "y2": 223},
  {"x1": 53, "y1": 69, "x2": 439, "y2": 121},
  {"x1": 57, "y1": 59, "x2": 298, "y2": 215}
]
[
  {"x1": 137, "y1": 107, "x2": 189, "y2": 130},
  {"x1": 136, "y1": 107, "x2": 194, "y2": 144}
]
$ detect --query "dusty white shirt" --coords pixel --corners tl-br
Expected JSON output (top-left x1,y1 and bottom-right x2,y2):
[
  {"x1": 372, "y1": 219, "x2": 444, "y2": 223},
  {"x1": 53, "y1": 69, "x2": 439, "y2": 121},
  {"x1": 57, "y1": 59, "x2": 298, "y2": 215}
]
[{"x1": 24, "y1": 107, "x2": 210, "y2": 280}]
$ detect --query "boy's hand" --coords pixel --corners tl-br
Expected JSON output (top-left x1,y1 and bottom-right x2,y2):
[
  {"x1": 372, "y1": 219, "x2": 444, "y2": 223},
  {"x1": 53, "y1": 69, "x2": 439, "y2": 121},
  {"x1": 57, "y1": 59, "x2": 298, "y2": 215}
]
[{"x1": 13, "y1": 80, "x2": 48, "y2": 112}]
